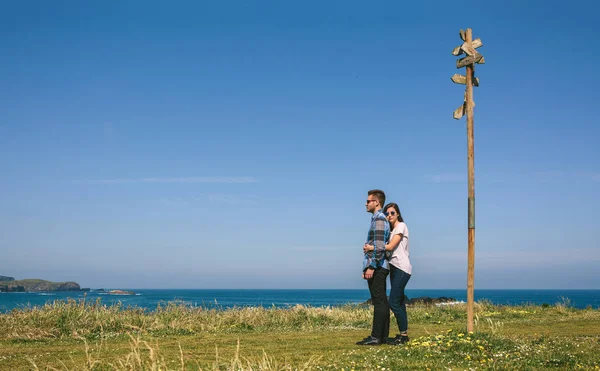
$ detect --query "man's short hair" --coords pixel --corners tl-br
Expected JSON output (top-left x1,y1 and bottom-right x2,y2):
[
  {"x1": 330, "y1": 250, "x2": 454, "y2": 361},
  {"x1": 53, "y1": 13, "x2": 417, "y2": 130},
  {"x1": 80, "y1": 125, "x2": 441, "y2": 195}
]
[{"x1": 368, "y1": 189, "x2": 386, "y2": 207}]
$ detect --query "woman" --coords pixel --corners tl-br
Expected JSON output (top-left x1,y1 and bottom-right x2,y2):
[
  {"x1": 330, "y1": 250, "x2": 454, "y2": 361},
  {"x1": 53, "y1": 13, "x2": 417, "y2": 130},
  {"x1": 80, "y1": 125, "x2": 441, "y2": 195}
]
[{"x1": 364, "y1": 202, "x2": 412, "y2": 345}]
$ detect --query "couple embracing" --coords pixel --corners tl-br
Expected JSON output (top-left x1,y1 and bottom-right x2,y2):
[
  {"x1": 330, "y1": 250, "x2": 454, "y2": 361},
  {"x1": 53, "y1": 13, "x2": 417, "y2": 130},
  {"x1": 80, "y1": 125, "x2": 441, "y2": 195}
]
[{"x1": 357, "y1": 189, "x2": 412, "y2": 346}]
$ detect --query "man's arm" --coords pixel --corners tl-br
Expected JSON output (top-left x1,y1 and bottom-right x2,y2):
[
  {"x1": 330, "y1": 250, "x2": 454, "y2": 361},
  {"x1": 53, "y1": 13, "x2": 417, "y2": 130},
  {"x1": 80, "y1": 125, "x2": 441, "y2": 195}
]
[{"x1": 369, "y1": 218, "x2": 387, "y2": 269}]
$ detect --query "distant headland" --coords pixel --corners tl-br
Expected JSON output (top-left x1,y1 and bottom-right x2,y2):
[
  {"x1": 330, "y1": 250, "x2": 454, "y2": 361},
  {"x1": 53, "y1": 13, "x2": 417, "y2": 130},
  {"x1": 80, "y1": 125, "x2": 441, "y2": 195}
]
[{"x1": 0, "y1": 275, "x2": 89, "y2": 293}]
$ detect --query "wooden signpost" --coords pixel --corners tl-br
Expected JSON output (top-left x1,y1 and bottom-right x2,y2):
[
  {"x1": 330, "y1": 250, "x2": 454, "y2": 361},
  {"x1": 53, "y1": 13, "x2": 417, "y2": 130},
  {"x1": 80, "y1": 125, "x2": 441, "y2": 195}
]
[{"x1": 450, "y1": 28, "x2": 484, "y2": 333}]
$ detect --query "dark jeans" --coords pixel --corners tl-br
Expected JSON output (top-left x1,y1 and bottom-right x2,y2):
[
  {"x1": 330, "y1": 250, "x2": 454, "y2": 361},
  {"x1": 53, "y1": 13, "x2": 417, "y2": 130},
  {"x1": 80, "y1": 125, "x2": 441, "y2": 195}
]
[
  {"x1": 389, "y1": 265, "x2": 411, "y2": 333},
  {"x1": 367, "y1": 267, "x2": 390, "y2": 340}
]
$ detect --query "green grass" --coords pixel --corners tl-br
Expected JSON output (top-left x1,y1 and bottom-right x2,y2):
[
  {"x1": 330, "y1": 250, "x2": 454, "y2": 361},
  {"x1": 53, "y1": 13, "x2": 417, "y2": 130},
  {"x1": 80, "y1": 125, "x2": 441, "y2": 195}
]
[{"x1": 0, "y1": 298, "x2": 598, "y2": 370}]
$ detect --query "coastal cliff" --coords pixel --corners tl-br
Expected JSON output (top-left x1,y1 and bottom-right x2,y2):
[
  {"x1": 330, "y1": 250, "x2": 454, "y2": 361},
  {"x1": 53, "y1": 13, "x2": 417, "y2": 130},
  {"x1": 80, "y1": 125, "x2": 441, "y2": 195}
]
[{"x1": 0, "y1": 277, "x2": 85, "y2": 292}]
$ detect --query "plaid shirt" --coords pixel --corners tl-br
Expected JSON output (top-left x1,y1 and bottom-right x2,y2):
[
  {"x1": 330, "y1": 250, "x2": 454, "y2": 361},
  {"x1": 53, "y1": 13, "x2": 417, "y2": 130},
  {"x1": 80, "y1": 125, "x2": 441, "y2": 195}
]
[{"x1": 363, "y1": 209, "x2": 390, "y2": 271}]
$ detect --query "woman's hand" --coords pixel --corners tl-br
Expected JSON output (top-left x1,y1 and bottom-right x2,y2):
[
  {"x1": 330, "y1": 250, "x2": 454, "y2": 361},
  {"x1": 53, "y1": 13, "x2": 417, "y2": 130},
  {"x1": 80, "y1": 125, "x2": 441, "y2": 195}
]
[{"x1": 363, "y1": 244, "x2": 374, "y2": 253}]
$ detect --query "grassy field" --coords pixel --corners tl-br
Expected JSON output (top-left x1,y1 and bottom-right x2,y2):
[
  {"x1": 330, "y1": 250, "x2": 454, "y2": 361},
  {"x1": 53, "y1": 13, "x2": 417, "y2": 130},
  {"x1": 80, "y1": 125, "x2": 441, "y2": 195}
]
[{"x1": 0, "y1": 298, "x2": 598, "y2": 370}]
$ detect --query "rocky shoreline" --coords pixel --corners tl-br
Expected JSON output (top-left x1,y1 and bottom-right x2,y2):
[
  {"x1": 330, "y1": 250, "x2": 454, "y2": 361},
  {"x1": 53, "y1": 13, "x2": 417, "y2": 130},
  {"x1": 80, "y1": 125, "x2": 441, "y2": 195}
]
[{"x1": 94, "y1": 289, "x2": 136, "y2": 295}]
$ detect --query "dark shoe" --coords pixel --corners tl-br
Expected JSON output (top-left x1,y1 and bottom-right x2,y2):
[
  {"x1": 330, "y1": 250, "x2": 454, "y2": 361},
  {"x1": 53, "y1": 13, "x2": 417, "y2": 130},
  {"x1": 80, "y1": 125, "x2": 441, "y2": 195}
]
[
  {"x1": 356, "y1": 336, "x2": 382, "y2": 345},
  {"x1": 387, "y1": 334, "x2": 409, "y2": 345}
]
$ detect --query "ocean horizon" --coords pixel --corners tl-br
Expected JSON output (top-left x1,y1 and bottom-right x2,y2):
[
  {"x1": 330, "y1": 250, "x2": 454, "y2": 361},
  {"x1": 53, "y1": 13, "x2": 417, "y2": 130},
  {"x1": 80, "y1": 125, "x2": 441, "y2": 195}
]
[{"x1": 1, "y1": 289, "x2": 599, "y2": 312}]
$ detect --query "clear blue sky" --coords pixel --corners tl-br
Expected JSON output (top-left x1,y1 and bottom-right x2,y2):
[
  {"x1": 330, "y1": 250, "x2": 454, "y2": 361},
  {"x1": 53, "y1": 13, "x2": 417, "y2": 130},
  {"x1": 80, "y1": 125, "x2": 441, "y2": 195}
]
[{"x1": 1, "y1": 1, "x2": 599, "y2": 289}]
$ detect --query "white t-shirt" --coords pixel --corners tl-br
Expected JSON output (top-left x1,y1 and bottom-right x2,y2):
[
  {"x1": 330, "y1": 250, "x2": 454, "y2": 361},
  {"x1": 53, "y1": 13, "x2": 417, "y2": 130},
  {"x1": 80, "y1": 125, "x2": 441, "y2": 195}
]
[{"x1": 388, "y1": 222, "x2": 412, "y2": 274}]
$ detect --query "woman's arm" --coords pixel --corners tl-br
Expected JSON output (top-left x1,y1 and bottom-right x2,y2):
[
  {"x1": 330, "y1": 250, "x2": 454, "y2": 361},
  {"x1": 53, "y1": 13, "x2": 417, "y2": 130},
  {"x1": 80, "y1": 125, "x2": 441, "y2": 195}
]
[
  {"x1": 364, "y1": 233, "x2": 403, "y2": 252},
  {"x1": 385, "y1": 233, "x2": 402, "y2": 251}
]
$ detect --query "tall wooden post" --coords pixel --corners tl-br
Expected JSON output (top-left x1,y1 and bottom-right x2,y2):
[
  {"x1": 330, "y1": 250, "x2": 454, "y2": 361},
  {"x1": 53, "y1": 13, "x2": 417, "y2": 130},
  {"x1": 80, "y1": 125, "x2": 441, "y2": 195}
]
[
  {"x1": 451, "y1": 28, "x2": 484, "y2": 333},
  {"x1": 464, "y1": 28, "x2": 476, "y2": 333}
]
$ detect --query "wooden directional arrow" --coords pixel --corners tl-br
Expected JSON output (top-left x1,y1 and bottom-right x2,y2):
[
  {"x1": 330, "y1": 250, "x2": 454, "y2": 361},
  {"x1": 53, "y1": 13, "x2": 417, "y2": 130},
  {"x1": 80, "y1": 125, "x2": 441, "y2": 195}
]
[
  {"x1": 461, "y1": 42, "x2": 477, "y2": 56},
  {"x1": 451, "y1": 74, "x2": 467, "y2": 84},
  {"x1": 457, "y1": 53, "x2": 483, "y2": 68},
  {"x1": 451, "y1": 73, "x2": 480, "y2": 86},
  {"x1": 453, "y1": 103, "x2": 466, "y2": 120},
  {"x1": 451, "y1": 45, "x2": 462, "y2": 56},
  {"x1": 451, "y1": 38, "x2": 483, "y2": 56},
  {"x1": 459, "y1": 29, "x2": 466, "y2": 41},
  {"x1": 476, "y1": 56, "x2": 485, "y2": 64}
]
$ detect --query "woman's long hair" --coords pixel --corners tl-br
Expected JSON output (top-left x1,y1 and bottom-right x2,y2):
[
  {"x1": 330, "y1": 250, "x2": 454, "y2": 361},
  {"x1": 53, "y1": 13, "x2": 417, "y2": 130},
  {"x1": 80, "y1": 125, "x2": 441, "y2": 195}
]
[{"x1": 383, "y1": 202, "x2": 404, "y2": 223}]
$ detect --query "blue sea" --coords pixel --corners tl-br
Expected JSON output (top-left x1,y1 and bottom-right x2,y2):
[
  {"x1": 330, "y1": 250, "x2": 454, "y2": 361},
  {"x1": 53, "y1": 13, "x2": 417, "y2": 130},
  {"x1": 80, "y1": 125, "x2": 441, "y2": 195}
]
[
  {"x1": 0, "y1": 289, "x2": 600, "y2": 312},
  {"x1": 1, "y1": 289, "x2": 599, "y2": 313}
]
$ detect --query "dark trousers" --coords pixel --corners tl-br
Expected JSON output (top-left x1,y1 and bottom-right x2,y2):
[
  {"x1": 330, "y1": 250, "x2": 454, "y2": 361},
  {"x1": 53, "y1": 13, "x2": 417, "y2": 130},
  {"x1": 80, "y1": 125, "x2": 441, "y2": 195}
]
[
  {"x1": 389, "y1": 265, "x2": 411, "y2": 333},
  {"x1": 367, "y1": 267, "x2": 390, "y2": 340}
]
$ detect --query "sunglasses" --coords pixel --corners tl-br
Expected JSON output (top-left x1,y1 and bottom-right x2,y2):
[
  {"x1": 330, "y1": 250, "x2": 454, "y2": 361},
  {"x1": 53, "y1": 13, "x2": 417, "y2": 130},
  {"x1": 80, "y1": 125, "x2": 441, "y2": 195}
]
[
  {"x1": 385, "y1": 211, "x2": 397, "y2": 216},
  {"x1": 366, "y1": 200, "x2": 377, "y2": 204}
]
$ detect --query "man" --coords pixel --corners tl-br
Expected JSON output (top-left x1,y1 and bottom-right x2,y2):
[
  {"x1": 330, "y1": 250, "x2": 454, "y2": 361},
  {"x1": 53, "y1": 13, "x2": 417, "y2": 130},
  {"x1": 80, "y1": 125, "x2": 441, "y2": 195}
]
[{"x1": 356, "y1": 189, "x2": 390, "y2": 345}]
